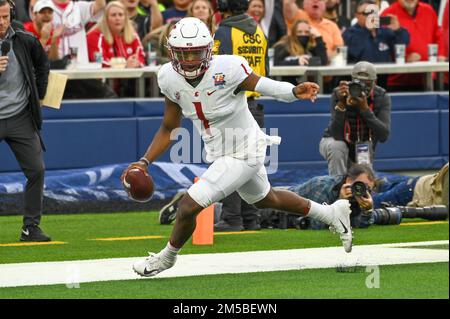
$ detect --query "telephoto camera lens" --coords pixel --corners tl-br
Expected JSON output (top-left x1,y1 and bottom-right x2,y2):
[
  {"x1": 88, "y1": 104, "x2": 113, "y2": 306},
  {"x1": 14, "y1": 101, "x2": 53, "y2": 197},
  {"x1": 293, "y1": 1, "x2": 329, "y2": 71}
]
[
  {"x1": 400, "y1": 205, "x2": 448, "y2": 221},
  {"x1": 372, "y1": 207, "x2": 402, "y2": 225}
]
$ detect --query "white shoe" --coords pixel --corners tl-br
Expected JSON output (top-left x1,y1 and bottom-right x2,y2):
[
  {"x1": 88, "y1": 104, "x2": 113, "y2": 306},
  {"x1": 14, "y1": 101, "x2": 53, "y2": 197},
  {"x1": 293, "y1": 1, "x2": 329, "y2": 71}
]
[
  {"x1": 133, "y1": 252, "x2": 176, "y2": 277},
  {"x1": 328, "y1": 199, "x2": 353, "y2": 253}
]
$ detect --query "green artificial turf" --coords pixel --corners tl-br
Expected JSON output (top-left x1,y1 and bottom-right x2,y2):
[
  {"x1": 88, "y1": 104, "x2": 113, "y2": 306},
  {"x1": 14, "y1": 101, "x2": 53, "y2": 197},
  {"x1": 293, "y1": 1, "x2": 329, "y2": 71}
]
[
  {"x1": 0, "y1": 212, "x2": 448, "y2": 264},
  {"x1": 0, "y1": 262, "x2": 447, "y2": 299}
]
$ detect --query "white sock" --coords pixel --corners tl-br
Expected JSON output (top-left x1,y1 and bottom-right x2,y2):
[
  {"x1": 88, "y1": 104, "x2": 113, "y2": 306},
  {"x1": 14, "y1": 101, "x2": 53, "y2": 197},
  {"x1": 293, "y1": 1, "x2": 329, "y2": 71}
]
[
  {"x1": 159, "y1": 242, "x2": 180, "y2": 264},
  {"x1": 307, "y1": 201, "x2": 333, "y2": 225}
]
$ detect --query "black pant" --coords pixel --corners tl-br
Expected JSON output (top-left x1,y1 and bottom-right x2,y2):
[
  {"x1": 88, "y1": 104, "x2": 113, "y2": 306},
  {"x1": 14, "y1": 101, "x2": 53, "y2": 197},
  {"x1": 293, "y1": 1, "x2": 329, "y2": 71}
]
[
  {"x1": 0, "y1": 109, "x2": 45, "y2": 226},
  {"x1": 219, "y1": 98, "x2": 264, "y2": 227}
]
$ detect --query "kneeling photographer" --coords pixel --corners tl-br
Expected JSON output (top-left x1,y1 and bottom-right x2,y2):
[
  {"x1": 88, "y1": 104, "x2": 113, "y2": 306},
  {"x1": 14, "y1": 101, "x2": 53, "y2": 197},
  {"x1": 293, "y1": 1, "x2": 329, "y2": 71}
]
[{"x1": 320, "y1": 61, "x2": 391, "y2": 176}]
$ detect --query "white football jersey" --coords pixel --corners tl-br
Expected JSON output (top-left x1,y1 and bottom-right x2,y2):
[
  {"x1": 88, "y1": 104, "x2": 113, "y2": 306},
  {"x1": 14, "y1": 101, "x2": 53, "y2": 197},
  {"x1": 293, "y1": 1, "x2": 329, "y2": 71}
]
[{"x1": 158, "y1": 55, "x2": 278, "y2": 162}]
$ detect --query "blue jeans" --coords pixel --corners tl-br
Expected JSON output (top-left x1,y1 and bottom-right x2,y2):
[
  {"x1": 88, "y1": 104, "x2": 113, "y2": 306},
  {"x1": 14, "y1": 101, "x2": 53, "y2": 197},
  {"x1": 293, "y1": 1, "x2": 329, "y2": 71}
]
[{"x1": 373, "y1": 177, "x2": 419, "y2": 208}]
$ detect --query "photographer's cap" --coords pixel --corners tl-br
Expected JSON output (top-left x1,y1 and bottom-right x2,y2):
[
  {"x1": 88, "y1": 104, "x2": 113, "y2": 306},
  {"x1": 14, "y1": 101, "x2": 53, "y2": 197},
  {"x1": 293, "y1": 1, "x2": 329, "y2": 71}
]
[
  {"x1": 33, "y1": 0, "x2": 56, "y2": 13},
  {"x1": 352, "y1": 61, "x2": 377, "y2": 80}
]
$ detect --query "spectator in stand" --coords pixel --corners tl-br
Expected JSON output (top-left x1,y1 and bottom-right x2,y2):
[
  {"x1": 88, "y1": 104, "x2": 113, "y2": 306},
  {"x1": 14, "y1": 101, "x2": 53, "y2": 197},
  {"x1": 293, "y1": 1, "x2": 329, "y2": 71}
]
[
  {"x1": 259, "y1": 0, "x2": 286, "y2": 48},
  {"x1": 120, "y1": 0, "x2": 162, "y2": 41},
  {"x1": 324, "y1": 0, "x2": 350, "y2": 33},
  {"x1": 162, "y1": 0, "x2": 192, "y2": 24},
  {"x1": 273, "y1": 19, "x2": 327, "y2": 84},
  {"x1": 273, "y1": 19, "x2": 328, "y2": 66},
  {"x1": 87, "y1": 1, "x2": 145, "y2": 97},
  {"x1": 247, "y1": 0, "x2": 264, "y2": 24},
  {"x1": 381, "y1": 0, "x2": 446, "y2": 91},
  {"x1": 344, "y1": 0, "x2": 409, "y2": 87},
  {"x1": 283, "y1": 0, "x2": 343, "y2": 61},
  {"x1": 51, "y1": 0, "x2": 105, "y2": 66},
  {"x1": 187, "y1": 0, "x2": 216, "y2": 33},
  {"x1": 87, "y1": 0, "x2": 145, "y2": 68},
  {"x1": 24, "y1": 0, "x2": 64, "y2": 61}
]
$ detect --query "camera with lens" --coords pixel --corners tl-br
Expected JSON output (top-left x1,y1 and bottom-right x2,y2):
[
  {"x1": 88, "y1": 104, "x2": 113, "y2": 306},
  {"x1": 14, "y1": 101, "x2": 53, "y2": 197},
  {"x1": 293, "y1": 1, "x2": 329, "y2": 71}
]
[
  {"x1": 351, "y1": 181, "x2": 368, "y2": 198},
  {"x1": 372, "y1": 203, "x2": 448, "y2": 225},
  {"x1": 348, "y1": 78, "x2": 367, "y2": 98}
]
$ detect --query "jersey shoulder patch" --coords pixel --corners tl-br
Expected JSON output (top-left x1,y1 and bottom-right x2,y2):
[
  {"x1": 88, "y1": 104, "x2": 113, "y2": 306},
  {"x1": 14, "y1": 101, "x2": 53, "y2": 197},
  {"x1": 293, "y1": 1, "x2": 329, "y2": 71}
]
[{"x1": 208, "y1": 55, "x2": 252, "y2": 92}]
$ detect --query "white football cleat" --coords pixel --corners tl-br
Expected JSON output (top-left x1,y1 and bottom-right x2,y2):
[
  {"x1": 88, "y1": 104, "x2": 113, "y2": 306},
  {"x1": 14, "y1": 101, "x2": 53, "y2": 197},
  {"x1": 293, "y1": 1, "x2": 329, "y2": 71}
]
[
  {"x1": 133, "y1": 252, "x2": 176, "y2": 277},
  {"x1": 328, "y1": 199, "x2": 353, "y2": 253}
]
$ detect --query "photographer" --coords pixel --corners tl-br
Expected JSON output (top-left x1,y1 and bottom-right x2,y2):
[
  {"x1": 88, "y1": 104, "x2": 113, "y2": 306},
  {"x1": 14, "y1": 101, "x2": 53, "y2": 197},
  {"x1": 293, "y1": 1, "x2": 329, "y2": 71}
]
[
  {"x1": 319, "y1": 61, "x2": 391, "y2": 176},
  {"x1": 286, "y1": 164, "x2": 376, "y2": 230}
]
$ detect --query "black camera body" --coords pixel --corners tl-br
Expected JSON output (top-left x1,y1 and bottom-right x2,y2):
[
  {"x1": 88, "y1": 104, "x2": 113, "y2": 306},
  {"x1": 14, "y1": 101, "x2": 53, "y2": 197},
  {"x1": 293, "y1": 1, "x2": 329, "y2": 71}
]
[{"x1": 348, "y1": 78, "x2": 367, "y2": 98}]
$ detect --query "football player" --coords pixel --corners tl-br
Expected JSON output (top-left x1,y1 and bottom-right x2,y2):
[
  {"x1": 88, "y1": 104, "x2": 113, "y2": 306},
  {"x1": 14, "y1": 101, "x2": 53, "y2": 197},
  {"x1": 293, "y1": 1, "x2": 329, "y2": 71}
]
[{"x1": 124, "y1": 17, "x2": 353, "y2": 277}]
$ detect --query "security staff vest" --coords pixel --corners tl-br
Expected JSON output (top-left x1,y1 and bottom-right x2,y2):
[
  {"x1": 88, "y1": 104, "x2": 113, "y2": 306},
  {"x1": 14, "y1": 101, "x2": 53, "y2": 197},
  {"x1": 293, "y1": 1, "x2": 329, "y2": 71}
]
[{"x1": 214, "y1": 15, "x2": 268, "y2": 98}]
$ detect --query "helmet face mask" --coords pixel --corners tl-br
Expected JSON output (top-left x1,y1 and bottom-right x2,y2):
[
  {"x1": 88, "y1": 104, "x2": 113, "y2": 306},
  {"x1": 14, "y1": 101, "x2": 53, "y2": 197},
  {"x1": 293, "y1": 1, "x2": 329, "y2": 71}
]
[
  {"x1": 167, "y1": 17, "x2": 213, "y2": 79},
  {"x1": 168, "y1": 43, "x2": 212, "y2": 79}
]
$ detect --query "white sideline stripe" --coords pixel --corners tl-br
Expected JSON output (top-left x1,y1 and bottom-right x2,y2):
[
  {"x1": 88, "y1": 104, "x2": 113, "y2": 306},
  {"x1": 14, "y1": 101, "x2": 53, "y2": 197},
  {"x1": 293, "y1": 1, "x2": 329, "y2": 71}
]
[{"x1": 0, "y1": 240, "x2": 448, "y2": 288}]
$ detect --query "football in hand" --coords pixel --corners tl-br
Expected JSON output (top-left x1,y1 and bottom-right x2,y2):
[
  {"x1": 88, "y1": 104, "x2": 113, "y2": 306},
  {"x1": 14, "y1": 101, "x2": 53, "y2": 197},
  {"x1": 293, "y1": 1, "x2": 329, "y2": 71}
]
[{"x1": 122, "y1": 167, "x2": 154, "y2": 202}]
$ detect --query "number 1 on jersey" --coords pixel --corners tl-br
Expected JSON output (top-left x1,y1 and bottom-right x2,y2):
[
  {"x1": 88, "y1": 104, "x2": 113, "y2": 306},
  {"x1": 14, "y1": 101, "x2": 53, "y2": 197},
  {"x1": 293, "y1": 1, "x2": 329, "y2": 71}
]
[{"x1": 193, "y1": 101, "x2": 211, "y2": 133}]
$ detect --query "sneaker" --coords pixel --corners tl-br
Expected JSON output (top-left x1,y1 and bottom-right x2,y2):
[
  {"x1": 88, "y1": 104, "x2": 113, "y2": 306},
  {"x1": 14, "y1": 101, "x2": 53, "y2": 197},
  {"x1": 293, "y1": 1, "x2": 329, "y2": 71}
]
[
  {"x1": 327, "y1": 199, "x2": 353, "y2": 253},
  {"x1": 20, "y1": 225, "x2": 51, "y2": 242},
  {"x1": 133, "y1": 252, "x2": 176, "y2": 277},
  {"x1": 214, "y1": 220, "x2": 244, "y2": 232},
  {"x1": 158, "y1": 192, "x2": 185, "y2": 225}
]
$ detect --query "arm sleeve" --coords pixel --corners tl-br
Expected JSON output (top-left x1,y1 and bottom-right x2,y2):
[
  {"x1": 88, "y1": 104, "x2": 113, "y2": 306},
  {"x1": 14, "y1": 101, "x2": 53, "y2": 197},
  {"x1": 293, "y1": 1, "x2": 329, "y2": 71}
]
[{"x1": 254, "y1": 76, "x2": 297, "y2": 102}]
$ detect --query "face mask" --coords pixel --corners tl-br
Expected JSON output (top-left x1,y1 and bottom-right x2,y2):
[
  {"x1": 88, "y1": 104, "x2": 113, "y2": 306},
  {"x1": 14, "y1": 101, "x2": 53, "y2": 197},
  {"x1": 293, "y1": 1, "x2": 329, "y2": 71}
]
[{"x1": 297, "y1": 36, "x2": 310, "y2": 48}]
